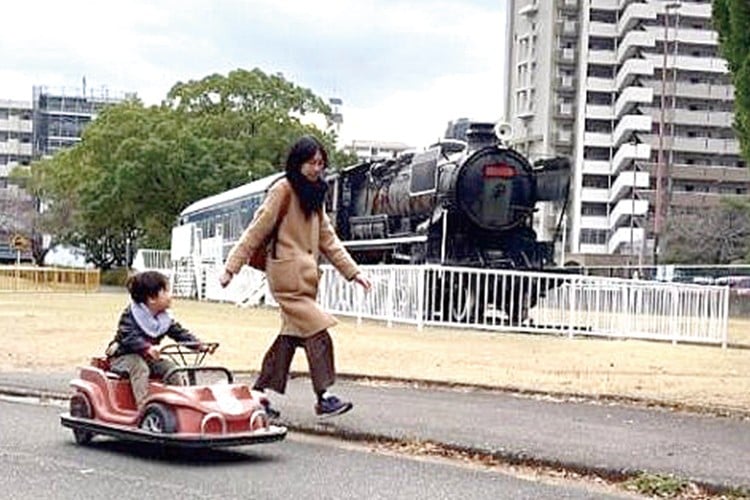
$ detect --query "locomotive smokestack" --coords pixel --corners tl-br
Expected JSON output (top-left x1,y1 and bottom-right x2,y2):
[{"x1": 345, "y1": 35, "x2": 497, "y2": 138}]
[{"x1": 465, "y1": 122, "x2": 497, "y2": 152}]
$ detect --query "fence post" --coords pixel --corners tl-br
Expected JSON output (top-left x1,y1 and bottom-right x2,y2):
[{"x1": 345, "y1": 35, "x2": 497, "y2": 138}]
[
  {"x1": 387, "y1": 268, "x2": 395, "y2": 328},
  {"x1": 670, "y1": 286, "x2": 680, "y2": 345},
  {"x1": 567, "y1": 277, "x2": 577, "y2": 339},
  {"x1": 416, "y1": 267, "x2": 425, "y2": 331},
  {"x1": 721, "y1": 287, "x2": 729, "y2": 349}
]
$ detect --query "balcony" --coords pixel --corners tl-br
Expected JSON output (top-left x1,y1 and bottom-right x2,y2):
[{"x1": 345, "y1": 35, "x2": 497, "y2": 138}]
[
  {"x1": 612, "y1": 114, "x2": 652, "y2": 148},
  {"x1": 617, "y1": 30, "x2": 655, "y2": 64},
  {"x1": 641, "y1": 53, "x2": 729, "y2": 74},
  {"x1": 0, "y1": 118, "x2": 33, "y2": 133},
  {"x1": 559, "y1": 0, "x2": 578, "y2": 11},
  {"x1": 589, "y1": 21, "x2": 617, "y2": 38},
  {"x1": 580, "y1": 187, "x2": 609, "y2": 203},
  {"x1": 646, "y1": 81, "x2": 734, "y2": 101},
  {"x1": 582, "y1": 160, "x2": 611, "y2": 175},
  {"x1": 588, "y1": 49, "x2": 616, "y2": 65},
  {"x1": 610, "y1": 198, "x2": 649, "y2": 228},
  {"x1": 586, "y1": 77, "x2": 615, "y2": 92},
  {"x1": 557, "y1": 102, "x2": 575, "y2": 118},
  {"x1": 584, "y1": 132, "x2": 612, "y2": 148},
  {"x1": 612, "y1": 142, "x2": 651, "y2": 175},
  {"x1": 618, "y1": 2, "x2": 656, "y2": 35},
  {"x1": 557, "y1": 19, "x2": 578, "y2": 37},
  {"x1": 557, "y1": 47, "x2": 577, "y2": 64},
  {"x1": 644, "y1": 107, "x2": 733, "y2": 128},
  {"x1": 645, "y1": 135, "x2": 740, "y2": 155},
  {"x1": 580, "y1": 215, "x2": 609, "y2": 230},
  {"x1": 610, "y1": 170, "x2": 650, "y2": 203},
  {"x1": 591, "y1": 0, "x2": 617, "y2": 8},
  {"x1": 609, "y1": 226, "x2": 647, "y2": 254},
  {"x1": 616, "y1": 58, "x2": 654, "y2": 91},
  {"x1": 556, "y1": 74, "x2": 576, "y2": 91},
  {"x1": 585, "y1": 104, "x2": 613, "y2": 120},
  {"x1": 611, "y1": 170, "x2": 650, "y2": 203},
  {"x1": 556, "y1": 129, "x2": 573, "y2": 145},
  {"x1": 0, "y1": 141, "x2": 33, "y2": 156},
  {"x1": 669, "y1": 164, "x2": 750, "y2": 183},
  {"x1": 615, "y1": 86, "x2": 653, "y2": 119}
]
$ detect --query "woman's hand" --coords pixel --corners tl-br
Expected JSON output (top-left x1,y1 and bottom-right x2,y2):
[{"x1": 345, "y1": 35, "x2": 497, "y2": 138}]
[
  {"x1": 219, "y1": 270, "x2": 233, "y2": 288},
  {"x1": 353, "y1": 272, "x2": 372, "y2": 292}
]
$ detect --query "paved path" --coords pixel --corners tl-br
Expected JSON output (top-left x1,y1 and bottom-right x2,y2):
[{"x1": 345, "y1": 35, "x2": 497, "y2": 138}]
[{"x1": 1, "y1": 371, "x2": 748, "y2": 493}]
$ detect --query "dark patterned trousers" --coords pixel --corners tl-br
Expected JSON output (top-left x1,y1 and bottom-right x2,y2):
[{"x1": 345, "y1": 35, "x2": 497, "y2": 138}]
[{"x1": 253, "y1": 330, "x2": 335, "y2": 395}]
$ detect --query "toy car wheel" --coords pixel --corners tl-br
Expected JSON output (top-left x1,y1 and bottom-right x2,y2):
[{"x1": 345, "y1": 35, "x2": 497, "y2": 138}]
[
  {"x1": 70, "y1": 392, "x2": 95, "y2": 445},
  {"x1": 139, "y1": 403, "x2": 177, "y2": 434}
]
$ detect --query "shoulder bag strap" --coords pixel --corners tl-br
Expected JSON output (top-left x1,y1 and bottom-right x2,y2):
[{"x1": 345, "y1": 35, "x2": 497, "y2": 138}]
[{"x1": 270, "y1": 187, "x2": 291, "y2": 259}]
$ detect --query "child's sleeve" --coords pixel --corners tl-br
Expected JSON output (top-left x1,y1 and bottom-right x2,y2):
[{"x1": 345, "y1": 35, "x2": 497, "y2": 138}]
[{"x1": 166, "y1": 320, "x2": 200, "y2": 345}]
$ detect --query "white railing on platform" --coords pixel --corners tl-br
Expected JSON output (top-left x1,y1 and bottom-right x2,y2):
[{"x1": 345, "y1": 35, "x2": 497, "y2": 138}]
[
  {"x1": 314, "y1": 264, "x2": 728, "y2": 346},
  {"x1": 132, "y1": 249, "x2": 172, "y2": 273},
  {"x1": 149, "y1": 245, "x2": 730, "y2": 347}
]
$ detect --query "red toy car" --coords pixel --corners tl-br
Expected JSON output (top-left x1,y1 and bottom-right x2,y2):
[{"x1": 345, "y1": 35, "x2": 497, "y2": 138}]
[{"x1": 60, "y1": 342, "x2": 287, "y2": 448}]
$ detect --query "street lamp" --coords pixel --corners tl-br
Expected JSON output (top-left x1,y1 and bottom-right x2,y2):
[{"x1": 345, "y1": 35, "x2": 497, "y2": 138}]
[{"x1": 654, "y1": 1, "x2": 681, "y2": 266}]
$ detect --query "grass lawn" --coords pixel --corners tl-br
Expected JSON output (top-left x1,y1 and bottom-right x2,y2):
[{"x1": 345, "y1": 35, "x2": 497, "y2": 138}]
[{"x1": 2, "y1": 290, "x2": 749, "y2": 415}]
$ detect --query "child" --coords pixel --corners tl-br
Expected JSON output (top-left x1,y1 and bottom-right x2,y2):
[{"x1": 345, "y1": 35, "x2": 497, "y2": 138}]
[{"x1": 106, "y1": 271, "x2": 205, "y2": 408}]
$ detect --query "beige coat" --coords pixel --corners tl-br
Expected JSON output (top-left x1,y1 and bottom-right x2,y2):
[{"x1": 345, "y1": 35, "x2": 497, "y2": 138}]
[{"x1": 224, "y1": 179, "x2": 360, "y2": 337}]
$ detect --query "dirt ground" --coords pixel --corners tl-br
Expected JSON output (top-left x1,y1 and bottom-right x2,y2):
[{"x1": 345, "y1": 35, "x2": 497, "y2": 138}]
[{"x1": 2, "y1": 290, "x2": 750, "y2": 415}]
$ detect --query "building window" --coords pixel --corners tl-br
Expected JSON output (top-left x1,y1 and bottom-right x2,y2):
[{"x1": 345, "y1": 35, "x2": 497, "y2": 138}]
[{"x1": 580, "y1": 229, "x2": 609, "y2": 245}]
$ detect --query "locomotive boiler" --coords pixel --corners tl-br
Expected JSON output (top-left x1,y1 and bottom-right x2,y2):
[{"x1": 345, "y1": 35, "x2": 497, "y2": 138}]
[{"x1": 328, "y1": 122, "x2": 571, "y2": 272}]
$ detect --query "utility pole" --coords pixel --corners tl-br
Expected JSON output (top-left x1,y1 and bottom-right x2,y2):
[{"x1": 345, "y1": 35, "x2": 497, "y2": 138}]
[{"x1": 654, "y1": 2, "x2": 681, "y2": 266}]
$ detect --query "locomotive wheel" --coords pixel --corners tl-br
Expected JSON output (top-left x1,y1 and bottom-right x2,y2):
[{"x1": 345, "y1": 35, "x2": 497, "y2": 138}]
[
  {"x1": 70, "y1": 392, "x2": 95, "y2": 445},
  {"x1": 139, "y1": 403, "x2": 177, "y2": 434}
]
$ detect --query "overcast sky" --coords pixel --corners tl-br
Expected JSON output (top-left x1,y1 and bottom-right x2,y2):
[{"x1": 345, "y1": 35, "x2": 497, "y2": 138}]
[{"x1": 0, "y1": 0, "x2": 507, "y2": 148}]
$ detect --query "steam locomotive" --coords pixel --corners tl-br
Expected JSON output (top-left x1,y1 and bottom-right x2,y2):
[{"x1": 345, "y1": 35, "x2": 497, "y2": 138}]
[
  {"x1": 328, "y1": 122, "x2": 571, "y2": 270},
  {"x1": 175, "y1": 121, "x2": 571, "y2": 323}
]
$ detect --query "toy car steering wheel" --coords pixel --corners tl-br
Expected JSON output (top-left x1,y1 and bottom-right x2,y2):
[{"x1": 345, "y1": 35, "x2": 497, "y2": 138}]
[{"x1": 159, "y1": 342, "x2": 219, "y2": 367}]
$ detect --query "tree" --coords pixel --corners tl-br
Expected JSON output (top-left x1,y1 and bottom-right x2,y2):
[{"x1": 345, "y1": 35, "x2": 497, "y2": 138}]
[
  {"x1": 663, "y1": 198, "x2": 750, "y2": 264},
  {"x1": 0, "y1": 182, "x2": 36, "y2": 261},
  {"x1": 713, "y1": 0, "x2": 750, "y2": 160},
  {"x1": 28, "y1": 68, "x2": 350, "y2": 268}
]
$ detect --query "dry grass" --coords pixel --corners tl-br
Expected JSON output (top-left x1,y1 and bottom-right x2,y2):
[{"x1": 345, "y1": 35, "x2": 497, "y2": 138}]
[{"x1": 2, "y1": 291, "x2": 750, "y2": 414}]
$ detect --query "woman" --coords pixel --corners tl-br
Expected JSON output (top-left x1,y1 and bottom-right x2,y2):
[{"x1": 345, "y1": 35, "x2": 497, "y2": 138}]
[{"x1": 220, "y1": 135, "x2": 371, "y2": 417}]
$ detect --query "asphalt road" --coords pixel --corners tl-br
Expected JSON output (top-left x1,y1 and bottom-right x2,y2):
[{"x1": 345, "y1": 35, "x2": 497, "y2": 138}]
[
  {"x1": 0, "y1": 398, "x2": 632, "y2": 500},
  {"x1": 5, "y1": 370, "x2": 748, "y2": 491}
]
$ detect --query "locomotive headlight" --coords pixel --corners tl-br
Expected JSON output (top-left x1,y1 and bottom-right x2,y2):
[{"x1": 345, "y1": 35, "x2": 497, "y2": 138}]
[
  {"x1": 456, "y1": 148, "x2": 534, "y2": 231},
  {"x1": 483, "y1": 164, "x2": 516, "y2": 178}
]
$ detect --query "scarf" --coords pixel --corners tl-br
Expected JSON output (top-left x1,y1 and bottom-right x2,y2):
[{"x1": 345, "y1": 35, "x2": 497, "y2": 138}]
[
  {"x1": 287, "y1": 171, "x2": 327, "y2": 217},
  {"x1": 130, "y1": 302, "x2": 172, "y2": 339}
]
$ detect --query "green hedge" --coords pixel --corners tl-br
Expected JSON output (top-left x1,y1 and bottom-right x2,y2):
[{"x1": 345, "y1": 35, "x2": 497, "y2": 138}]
[{"x1": 100, "y1": 268, "x2": 130, "y2": 287}]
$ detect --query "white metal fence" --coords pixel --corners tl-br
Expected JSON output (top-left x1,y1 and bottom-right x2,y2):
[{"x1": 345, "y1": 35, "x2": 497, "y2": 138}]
[{"x1": 132, "y1": 247, "x2": 729, "y2": 347}]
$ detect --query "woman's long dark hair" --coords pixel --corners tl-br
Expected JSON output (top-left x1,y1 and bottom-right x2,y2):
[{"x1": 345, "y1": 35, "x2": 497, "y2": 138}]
[{"x1": 285, "y1": 135, "x2": 329, "y2": 218}]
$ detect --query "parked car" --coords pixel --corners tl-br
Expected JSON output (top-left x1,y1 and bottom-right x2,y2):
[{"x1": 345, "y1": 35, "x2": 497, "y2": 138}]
[{"x1": 715, "y1": 276, "x2": 750, "y2": 296}]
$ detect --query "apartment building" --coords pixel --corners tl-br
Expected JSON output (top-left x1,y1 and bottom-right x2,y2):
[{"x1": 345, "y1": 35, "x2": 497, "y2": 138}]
[
  {"x1": 505, "y1": 0, "x2": 748, "y2": 263},
  {"x1": 32, "y1": 85, "x2": 130, "y2": 157},
  {"x1": 0, "y1": 100, "x2": 33, "y2": 185}
]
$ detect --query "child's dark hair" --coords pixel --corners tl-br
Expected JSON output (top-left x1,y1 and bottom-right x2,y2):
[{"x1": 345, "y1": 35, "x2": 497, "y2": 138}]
[{"x1": 127, "y1": 271, "x2": 169, "y2": 303}]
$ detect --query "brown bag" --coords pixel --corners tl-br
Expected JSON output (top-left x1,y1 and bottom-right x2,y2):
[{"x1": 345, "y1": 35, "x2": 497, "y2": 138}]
[{"x1": 247, "y1": 190, "x2": 290, "y2": 272}]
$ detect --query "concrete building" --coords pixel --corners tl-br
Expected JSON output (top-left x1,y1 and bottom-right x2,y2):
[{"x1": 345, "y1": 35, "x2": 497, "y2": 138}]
[
  {"x1": 343, "y1": 139, "x2": 413, "y2": 160},
  {"x1": 0, "y1": 100, "x2": 33, "y2": 184},
  {"x1": 32, "y1": 85, "x2": 130, "y2": 157},
  {"x1": 505, "y1": 0, "x2": 748, "y2": 264}
]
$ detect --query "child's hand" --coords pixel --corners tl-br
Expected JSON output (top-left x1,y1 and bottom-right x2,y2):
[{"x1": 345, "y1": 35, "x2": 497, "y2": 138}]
[{"x1": 144, "y1": 345, "x2": 160, "y2": 360}]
